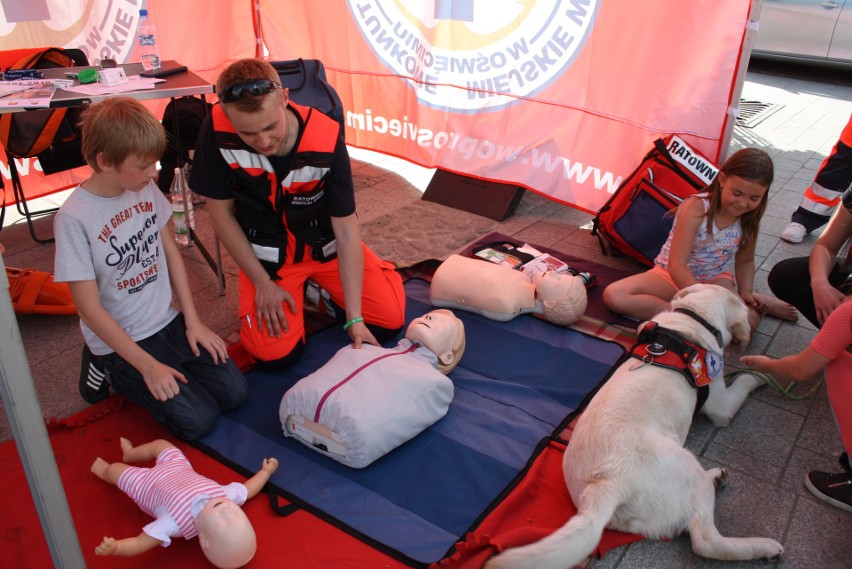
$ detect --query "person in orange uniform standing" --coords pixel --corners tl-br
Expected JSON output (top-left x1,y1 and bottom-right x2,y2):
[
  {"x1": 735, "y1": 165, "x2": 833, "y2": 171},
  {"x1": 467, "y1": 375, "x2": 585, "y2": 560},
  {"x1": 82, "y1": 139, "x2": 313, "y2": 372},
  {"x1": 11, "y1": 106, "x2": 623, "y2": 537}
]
[{"x1": 781, "y1": 113, "x2": 852, "y2": 243}]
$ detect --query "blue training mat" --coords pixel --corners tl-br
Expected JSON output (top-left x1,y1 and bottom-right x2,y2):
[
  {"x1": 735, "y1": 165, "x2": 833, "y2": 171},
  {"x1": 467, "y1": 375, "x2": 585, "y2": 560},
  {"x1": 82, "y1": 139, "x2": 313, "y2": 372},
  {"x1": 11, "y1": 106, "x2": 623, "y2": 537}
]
[{"x1": 196, "y1": 279, "x2": 624, "y2": 566}]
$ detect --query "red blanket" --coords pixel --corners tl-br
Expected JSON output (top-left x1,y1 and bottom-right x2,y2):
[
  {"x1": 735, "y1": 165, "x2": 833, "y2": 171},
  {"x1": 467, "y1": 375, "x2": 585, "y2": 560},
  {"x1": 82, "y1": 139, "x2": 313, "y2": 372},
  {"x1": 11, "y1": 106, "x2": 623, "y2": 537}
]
[
  {"x1": 2, "y1": 398, "x2": 642, "y2": 568},
  {"x1": 433, "y1": 439, "x2": 642, "y2": 569},
  {"x1": 0, "y1": 397, "x2": 405, "y2": 569}
]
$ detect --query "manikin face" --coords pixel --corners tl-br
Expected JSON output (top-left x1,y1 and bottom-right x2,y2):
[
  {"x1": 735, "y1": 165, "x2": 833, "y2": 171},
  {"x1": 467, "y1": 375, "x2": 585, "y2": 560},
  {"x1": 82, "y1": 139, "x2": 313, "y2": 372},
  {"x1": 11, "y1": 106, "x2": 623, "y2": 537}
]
[
  {"x1": 406, "y1": 309, "x2": 461, "y2": 363},
  {"x1": 198, "y1": 497, "x2": 245, "y2": 524},
  {"x1": 224, "y1": 89, "x2": 292, "y2": 156},
  {"x1": 533, "y1": 270, "x2": 574, "y2": 302},
  {"x1": 195, "y1": 498, "x2": 257, "y2": 569},
  {"x1": 532, "y1": 270, "x2": 588, "y2": 325}
]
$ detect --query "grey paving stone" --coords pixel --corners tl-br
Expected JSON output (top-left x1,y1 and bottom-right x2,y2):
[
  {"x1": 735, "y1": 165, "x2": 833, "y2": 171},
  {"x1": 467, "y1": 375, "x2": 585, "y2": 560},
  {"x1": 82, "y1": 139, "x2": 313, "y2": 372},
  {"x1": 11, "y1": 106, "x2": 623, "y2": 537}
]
[
  {"x1": 766, "y1": 325, "x2": 817, "y2": 358},
  {"x1": 795, "y1": 387, "x2": 845, "y2": 460},
  {"x1": 749, "y1": 377, "x2": 819, "y2": 417},
  {"x1": 711, "y1": 397, "x2": 802, "y2": 468},
  {"x1": 780, "y1": 497, "x2": 851, "y2": 569}
]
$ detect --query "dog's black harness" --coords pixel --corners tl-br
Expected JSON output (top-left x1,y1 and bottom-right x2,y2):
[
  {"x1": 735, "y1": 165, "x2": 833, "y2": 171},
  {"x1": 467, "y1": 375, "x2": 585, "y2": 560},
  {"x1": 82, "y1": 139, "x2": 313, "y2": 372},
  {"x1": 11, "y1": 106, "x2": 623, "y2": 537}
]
[{"x1": 627, "y1": 310, "x2": 725, "y2": 414}]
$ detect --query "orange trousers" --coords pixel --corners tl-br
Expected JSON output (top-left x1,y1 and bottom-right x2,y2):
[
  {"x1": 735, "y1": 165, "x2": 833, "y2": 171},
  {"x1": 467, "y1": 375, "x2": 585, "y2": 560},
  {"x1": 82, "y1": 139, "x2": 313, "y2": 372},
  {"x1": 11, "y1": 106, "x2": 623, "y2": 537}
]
[{"x1": 237, "y1": 244, "x2": 405, "y2": 362}]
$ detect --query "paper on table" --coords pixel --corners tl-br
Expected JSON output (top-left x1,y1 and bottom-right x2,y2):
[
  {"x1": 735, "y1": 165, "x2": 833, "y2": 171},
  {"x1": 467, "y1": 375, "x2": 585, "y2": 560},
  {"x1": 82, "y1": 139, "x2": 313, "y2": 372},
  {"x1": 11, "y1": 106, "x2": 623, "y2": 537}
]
[
  {"x1": 0, "y1": 80, "x2": 56, "y2": 108},
  {"x1": 62, "y1": 75, "x2": 164, "y2": 96},
  {"x1": 0, "y1": 83, "x2": 33, "y2": 98}
]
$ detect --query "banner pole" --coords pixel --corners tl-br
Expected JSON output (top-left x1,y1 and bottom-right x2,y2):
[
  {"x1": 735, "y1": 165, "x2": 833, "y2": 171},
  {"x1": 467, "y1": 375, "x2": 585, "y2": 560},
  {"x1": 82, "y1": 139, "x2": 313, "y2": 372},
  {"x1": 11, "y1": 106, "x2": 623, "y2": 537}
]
[
  {"x1": 719, "y1": 0, "x2": 763, "y2": 161},
  {"x1": 0, "y1": 255, "x2": 86, "y2": 568}
]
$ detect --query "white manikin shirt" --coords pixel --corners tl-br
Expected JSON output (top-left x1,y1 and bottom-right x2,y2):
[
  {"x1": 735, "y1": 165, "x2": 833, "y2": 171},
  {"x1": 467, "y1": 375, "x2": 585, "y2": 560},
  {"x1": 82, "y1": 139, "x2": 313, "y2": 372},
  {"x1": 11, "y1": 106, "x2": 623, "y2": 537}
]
[{"x1": 279, "y1": 339, "x2": 454, "y2": 468}]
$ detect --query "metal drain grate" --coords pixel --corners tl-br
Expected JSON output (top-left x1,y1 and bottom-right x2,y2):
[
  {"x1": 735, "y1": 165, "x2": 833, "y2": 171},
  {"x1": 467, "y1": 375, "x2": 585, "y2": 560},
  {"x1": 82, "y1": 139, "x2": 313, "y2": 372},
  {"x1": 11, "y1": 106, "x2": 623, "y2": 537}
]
[{"x1": 736, "y1": 99, "x2": 783, "y2": 128}]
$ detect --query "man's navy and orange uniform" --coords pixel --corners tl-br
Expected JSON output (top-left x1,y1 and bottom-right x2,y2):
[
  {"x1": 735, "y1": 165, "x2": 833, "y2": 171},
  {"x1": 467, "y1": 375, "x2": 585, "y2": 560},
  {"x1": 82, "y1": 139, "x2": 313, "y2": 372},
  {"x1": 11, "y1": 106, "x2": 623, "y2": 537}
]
[
  {"x1": 192, "y1": 101, "x2": 405, "y2": 362},
  {"x1": 791, "y1": 113, "x2": 852, "y2": 232}
]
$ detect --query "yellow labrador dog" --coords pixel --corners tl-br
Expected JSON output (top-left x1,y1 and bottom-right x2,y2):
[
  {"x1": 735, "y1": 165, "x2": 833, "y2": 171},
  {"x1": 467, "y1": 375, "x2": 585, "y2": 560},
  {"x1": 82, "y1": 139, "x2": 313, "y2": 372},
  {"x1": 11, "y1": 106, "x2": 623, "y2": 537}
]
[{"x1": 485, "y1": 284, "x2": 783, "y2": 569}]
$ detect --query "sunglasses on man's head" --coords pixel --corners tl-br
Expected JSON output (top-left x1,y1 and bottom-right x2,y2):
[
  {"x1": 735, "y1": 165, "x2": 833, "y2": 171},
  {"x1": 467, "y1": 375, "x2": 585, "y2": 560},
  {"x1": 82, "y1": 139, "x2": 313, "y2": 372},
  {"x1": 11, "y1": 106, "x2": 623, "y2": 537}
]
[{"x1": 220, "y1": 78, "x2": 282, "y2": 103}]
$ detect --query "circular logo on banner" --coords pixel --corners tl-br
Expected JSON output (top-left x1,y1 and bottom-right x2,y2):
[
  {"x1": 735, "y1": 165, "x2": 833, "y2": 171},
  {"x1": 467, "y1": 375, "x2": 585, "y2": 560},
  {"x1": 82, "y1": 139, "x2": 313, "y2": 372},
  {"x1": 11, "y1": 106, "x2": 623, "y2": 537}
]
[
  {"x1": 345, "y1": 0, "x2": 600, "y2": 113},
  {"x1": 0, "y1": 0, "x2": 139, "y2": 66}
]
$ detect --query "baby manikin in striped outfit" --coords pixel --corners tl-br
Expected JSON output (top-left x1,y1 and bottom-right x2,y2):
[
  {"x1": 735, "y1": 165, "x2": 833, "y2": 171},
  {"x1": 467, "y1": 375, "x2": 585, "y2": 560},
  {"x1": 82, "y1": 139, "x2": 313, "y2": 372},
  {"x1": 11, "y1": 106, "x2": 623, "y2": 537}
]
[{"x1": 90, "y1": 437, "x2": 278, "y2": 568}]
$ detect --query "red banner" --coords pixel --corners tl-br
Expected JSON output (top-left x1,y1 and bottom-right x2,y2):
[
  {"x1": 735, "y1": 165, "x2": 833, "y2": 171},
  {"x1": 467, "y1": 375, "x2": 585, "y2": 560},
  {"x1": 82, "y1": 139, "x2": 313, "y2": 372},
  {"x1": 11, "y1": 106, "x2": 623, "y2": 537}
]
[
  {"x1": 0, "y1": 155, "x2": 90, "y2": 206},
  {"x1": 261, "y1": 0, "x2": 750, "y2": 213},
  {"x1": 2, "y1": 1, "x2": 750, "y2": 213}
]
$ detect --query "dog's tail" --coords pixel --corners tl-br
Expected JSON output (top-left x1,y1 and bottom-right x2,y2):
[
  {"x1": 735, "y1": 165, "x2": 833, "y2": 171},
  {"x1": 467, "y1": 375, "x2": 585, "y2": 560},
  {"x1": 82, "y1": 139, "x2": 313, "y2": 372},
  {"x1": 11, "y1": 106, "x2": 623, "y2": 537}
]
[{"x1": 483, "y1": 483, "x2": 619, "y2": 569}]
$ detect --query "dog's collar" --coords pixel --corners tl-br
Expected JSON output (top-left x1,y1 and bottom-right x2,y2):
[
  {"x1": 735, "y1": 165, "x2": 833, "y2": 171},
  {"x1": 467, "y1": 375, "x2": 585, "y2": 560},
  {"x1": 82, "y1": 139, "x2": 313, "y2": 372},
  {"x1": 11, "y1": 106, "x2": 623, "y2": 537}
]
[
  {"x1": 673, "y1": 307, "x2": 724, "y2": 348},
  {"x1": 629, "y1": 322, "x2": 724, "y2": 391}
]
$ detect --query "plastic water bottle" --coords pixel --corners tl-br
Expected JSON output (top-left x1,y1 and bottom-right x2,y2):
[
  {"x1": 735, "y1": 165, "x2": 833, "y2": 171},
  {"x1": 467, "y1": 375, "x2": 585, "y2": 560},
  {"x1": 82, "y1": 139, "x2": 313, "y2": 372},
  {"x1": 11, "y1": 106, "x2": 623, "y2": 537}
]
[
  {"x1": 138, "y1": 9, "x2": 161, "y2": 71},
  {"x1": 169, "y1": 167, "x2": 195, "y2": 246}
]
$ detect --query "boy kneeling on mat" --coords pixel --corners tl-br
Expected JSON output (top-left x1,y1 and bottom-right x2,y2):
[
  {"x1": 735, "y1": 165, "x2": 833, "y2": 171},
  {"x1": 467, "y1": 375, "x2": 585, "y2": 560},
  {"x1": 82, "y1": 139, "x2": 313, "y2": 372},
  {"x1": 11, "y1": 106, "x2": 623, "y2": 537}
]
[
  {"x1": 92, "y1": 438, "x2": 277, "y2": 568},
  {"x1": 54, "y1": 97, "x2": 248, "y2": 440}
]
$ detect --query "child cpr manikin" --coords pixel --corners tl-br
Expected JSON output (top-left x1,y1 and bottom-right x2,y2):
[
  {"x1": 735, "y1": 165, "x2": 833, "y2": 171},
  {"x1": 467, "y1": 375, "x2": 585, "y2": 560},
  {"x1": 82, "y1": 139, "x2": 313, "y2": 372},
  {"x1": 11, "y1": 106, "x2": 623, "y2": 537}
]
[{"x1": 279, "y1": 309, "x2": 465, "y2": 468}]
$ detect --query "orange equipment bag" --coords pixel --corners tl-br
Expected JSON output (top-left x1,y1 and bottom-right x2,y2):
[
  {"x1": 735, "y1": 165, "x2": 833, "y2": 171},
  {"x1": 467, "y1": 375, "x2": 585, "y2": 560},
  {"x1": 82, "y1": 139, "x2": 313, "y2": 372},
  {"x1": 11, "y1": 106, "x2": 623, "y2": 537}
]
[{"x1": 6, "y1": 267, "x2": 76, "y2": 316}]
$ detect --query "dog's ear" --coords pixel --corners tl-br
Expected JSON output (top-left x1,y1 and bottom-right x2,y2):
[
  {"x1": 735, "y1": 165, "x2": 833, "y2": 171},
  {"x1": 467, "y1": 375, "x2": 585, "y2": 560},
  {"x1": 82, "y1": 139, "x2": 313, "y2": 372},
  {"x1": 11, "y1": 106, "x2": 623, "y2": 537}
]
[
  {"x1": 673, "y1": 284, "x2": 700, "y2": 302},
  {"x1": 726, "y1": 292, "x2": 751, "y2": 346},
  {"x1": 730, "y1": 319, "x2": 750, "y2": 346}
]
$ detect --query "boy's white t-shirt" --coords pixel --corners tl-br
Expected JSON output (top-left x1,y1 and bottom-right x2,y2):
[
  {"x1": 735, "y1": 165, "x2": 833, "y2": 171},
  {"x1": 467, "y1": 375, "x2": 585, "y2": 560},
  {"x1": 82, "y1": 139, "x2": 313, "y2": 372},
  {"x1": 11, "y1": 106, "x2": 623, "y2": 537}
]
[{"x1": 54, "y1": 180, "x2": 179, "y2": 355}]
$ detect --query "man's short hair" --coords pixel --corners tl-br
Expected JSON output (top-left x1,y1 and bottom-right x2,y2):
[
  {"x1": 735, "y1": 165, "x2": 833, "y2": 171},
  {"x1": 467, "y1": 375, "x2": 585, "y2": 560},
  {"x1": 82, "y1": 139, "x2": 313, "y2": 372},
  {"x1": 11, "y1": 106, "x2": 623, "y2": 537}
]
[
  {"x1": 80, "y1": 97, "x2": 166, "y2": 172},
  {"x1": 217, "y1": 58, "x2": 281, "y2": 113}
]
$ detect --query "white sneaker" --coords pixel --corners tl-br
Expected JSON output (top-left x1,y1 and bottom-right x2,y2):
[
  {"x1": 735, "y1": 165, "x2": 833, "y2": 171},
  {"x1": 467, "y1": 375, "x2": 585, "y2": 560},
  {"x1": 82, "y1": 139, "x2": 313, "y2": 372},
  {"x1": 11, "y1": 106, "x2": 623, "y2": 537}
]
[{"x1": 781, "y1": 222, "x2": 807, "y2": 243}]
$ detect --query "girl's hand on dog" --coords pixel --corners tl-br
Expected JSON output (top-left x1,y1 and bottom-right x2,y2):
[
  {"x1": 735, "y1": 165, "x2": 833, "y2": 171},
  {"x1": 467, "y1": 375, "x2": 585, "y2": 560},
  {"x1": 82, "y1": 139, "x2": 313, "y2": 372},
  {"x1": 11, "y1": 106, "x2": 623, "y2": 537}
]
[{"x1": 740, "y1": 354, "x2": 771, "y2": 372}]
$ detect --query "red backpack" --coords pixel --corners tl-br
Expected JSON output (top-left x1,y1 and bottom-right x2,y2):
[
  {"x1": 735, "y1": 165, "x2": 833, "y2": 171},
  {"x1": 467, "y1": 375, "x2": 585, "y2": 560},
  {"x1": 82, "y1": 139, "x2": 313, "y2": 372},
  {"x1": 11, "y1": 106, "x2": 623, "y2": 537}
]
[{"x1": 592, "y1": 136, "x2": 719, "y2": 267}]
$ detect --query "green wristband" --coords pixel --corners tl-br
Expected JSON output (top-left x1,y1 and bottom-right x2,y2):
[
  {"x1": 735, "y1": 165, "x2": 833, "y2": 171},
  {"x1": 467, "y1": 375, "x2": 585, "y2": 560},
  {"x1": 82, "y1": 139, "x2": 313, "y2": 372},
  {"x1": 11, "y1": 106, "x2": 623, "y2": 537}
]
[{"x1": 343, "y1": 316, "x2": 364, "y2": 331}]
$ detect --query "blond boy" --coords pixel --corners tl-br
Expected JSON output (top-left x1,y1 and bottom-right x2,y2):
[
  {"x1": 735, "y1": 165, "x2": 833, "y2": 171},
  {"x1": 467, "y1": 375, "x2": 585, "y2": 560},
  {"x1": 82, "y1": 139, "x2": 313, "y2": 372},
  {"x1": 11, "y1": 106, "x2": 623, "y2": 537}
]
[{"x1": 54, "y1": 97, "x2": 247, "y2": 440}]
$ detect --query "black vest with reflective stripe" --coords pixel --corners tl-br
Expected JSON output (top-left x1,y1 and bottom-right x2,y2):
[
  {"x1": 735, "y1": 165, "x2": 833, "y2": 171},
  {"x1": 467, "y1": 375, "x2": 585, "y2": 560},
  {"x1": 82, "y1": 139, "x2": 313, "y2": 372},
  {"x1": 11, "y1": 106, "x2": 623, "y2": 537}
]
[{"x1": 212, "y1": 102, "x2": 338, "y2": 276}]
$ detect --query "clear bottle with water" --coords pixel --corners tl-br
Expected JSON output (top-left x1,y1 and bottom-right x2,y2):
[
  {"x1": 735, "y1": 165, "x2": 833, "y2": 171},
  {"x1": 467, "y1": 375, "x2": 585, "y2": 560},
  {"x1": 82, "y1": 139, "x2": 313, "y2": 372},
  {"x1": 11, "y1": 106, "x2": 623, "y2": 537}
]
[
  {"x1": 138, "y1": 9, "x2": 161, "y2": 71},
  {"x1": 169, "y1": 167, "x2": 195, "y2": 246}
]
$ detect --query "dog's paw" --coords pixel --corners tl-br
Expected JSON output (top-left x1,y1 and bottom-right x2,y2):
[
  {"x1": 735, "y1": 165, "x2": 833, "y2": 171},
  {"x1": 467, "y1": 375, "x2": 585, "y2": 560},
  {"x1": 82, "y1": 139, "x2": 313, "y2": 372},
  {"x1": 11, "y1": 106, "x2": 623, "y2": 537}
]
[
  {"x1": 710, "y1": 467, "x2": 729, "y2": 489},
  {"x1": 731, "y1": 372, "x2": 765, "y2": 393},
  {"x1": 705, "y1": 413, "x2": 731, "y2": 428},
  {"x1": 753, "y1": 538, "x2": 784, "y2": 560}
]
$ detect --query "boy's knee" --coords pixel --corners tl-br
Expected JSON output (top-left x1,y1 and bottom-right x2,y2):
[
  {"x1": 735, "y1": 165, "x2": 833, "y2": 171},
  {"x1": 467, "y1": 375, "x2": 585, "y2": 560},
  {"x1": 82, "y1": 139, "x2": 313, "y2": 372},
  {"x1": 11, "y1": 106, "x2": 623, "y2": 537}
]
[
  {"x1": 241, "y1": 319, "x2": 304, "y2": 363},
  {"x1": 368, "y1": 308, "x2": 405, "y2": 333},
  {"x1": 169, "y1": 409, "x2": 220, "y2": 441},
  {"x1": 220, "y1": 365, "x2": 249, "y2": 410}
]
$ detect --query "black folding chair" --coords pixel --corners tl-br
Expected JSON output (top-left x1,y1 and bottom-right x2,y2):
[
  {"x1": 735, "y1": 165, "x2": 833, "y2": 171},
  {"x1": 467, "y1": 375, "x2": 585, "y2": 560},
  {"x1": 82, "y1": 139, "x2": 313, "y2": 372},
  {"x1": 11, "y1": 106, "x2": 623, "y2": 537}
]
[{"x1": 271, "y1": 59, "x2": 344, "y2": 133}]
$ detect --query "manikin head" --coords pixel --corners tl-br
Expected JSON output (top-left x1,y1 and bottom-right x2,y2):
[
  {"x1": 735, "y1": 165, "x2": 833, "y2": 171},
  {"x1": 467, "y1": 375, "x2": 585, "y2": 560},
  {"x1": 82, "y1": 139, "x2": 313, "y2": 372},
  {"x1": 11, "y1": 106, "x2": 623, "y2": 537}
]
[
  {"x1": 405, "y1": 309, "x2": 466, "y2": 374},
  {"x1": 195, "y1": 497, "x2": 257, "y2": 569},
  {"x1": 533, "y1": 271, "x2": 588, "y2": 326}
]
